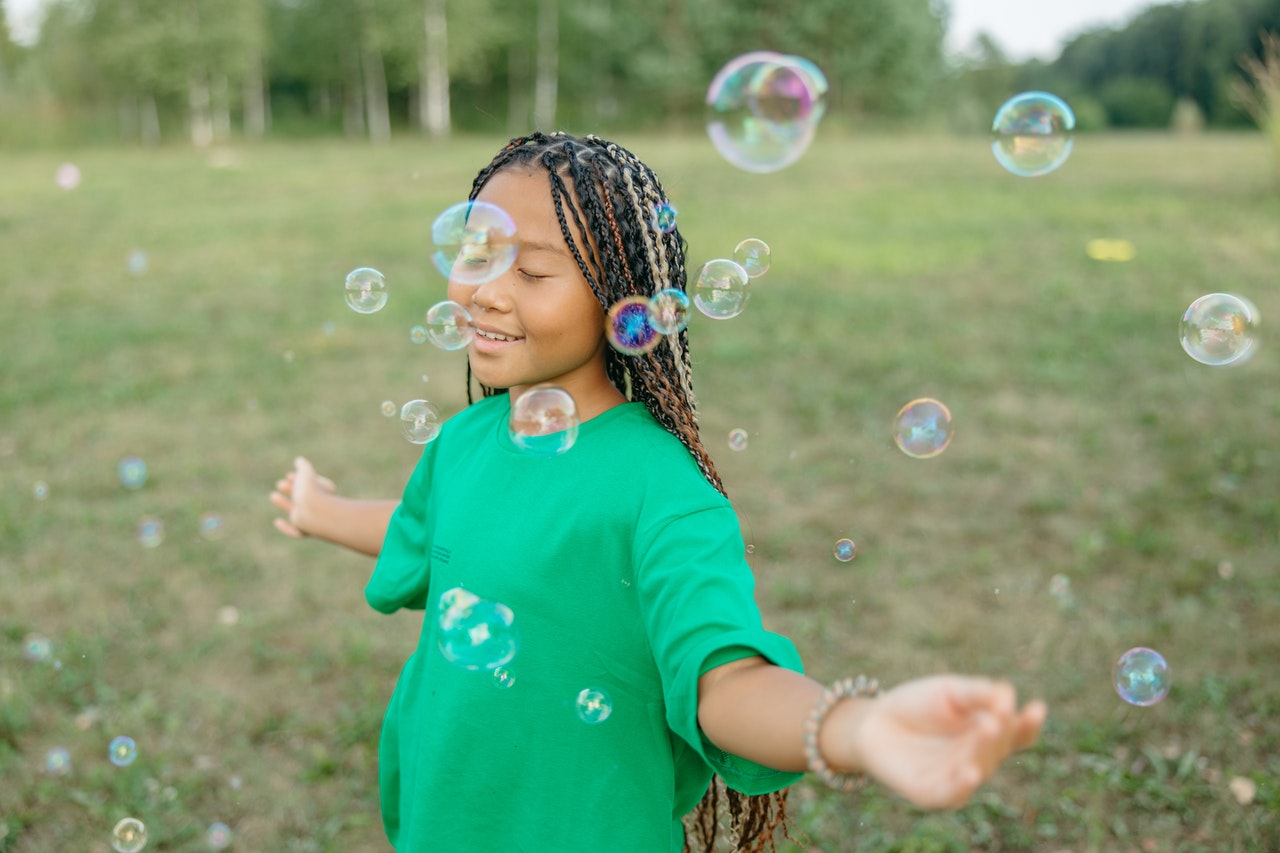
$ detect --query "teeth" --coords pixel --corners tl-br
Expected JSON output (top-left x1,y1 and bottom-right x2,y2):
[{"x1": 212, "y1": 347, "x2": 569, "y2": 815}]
[{"x1": 477, "y1": 329, "x2": 518, "y2": 342}]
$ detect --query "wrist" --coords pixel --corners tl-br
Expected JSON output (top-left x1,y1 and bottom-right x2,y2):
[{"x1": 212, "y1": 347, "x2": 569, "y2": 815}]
[
  {"x1": 818, "y1": 694, "x2": 875, "y2": 774},
  {"x1": 804, "y1": 675, "x2": 880, "y2": 791}
]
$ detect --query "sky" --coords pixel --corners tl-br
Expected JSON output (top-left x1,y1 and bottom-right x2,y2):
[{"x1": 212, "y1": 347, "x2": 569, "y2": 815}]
[{"x1": 5, "y1": 0, "x2": 1164, "y2": 61}]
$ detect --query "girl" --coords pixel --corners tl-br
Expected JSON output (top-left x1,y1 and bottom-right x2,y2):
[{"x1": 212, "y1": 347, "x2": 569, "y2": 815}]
[{"x1": 270, "y1": 132, "x2": 1046, "y2": 852}]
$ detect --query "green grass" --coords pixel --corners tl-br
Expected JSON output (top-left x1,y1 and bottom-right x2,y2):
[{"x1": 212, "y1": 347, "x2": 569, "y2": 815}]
[{"x1": 1, "y1": 131, "x2": 1278, "y2": 852}]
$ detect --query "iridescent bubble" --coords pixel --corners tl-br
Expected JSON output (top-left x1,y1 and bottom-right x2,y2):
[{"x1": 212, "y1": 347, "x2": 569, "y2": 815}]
[
  {"x1": 55, "y1": 162, "x2": 81, "y2": 189},
  {"x1": 437, "y1": 587, "x2": 519, "y2": 670},
  {"x1": 137, "y1": 516, "x2": 164, "y2": 548},
  {"x1": 727, "y1": 428, "x2": 749, "y2": 451},
  {"x1": 706, "y1": 52, "x2": 826, "y2": 173},
  {"x1": 509, "y1": 385, "x2": 579, "y2": 458},
  {"x1": 493, "y1": 667, "x2": 517, "y2": 689},
  {"x1": 127, "y1": 250, "x2": 149, "y2": 275},
  {"x1": 1179, "y1": 293, "x2": 1259, "y2": 366},
  {"x1": 647, "y1": 289, "x2": 691, "y2": 335},
  {"x1": 833, "y1": 538, "x2": 856, "y2": 562},
  {"x1": 606, "y1": 296, "x2": 661, "y2": 356},
  {"x1": 111, "y1": 817, "x2": 148, "y2": 853},
  {"x1": 575, "y1": 687, "x2": 613, "y2": 724},
  {"x1": 33, "y1": 480, "x2": 49, "y2": 500},
  {"x1": 425, "y1": 300, "x2": 475, "y2": 351},
  {"x1": 431, "y1": 200, "x2": 519, "y2": 284},
  {"x1": 109, "y1": 735, "x2": 138, "y2": 767},
  {"x1": 45, "y1": 746, "x2": 71, "y2": 774},
  {"x1": 893, "y1": 398, "x2": 952, "y2": 459},
  {"x1": 400, "y1": 400, "x2": 441, "y2": 445},
  {"x1": 991, "y1": 91, "x2": 1075, "y2": 177},
  {"x1": 118, "y1": 456, "x2": 147, "y2": 490},
  {"x1": 206, "y1": 821, "x2": 232, "y2": 851},
  {"x1": 409, "y1": 325, "x2": 428, "y2": 344},
  {"x1": 1114, "y1": 647, "x2": 1171, "y2": 707},
  {"x1": 381, "y1": 400, "x2": 396, "y2": 417},
  {"x1": 344, "y1": 267, "x2": 388, "y2": 314},
  {"x1": 23, "y1": 633, "x2": 53, "y2": 662},
  {"x1": 693, "y1": 259, "x2": 750, "y2": 320},
  {"x1": 651, "y1": 202, "x2": 678, "y2": 234},
  {"x1": 198, "y1": 512, "x2": 225, "y2": 540},
  {"x1": 733, "y1": 238, "x2": 771, "y2": 278}
]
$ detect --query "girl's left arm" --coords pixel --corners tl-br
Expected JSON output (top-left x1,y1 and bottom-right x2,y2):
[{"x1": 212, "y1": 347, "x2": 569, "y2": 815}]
[{"x1": 696, "y1": 657, "x2": 1047, "y2": 810}]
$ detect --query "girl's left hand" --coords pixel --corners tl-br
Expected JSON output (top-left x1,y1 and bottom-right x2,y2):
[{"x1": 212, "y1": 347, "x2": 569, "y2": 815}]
[{"x1": 837, "y1": 675, "x2": 1047, "y2": 810}]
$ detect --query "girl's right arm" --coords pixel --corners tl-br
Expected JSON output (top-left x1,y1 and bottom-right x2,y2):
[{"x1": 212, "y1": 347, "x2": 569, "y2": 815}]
[{"x1": 269, "y1": 456, "x2": 398, "y2": 557}]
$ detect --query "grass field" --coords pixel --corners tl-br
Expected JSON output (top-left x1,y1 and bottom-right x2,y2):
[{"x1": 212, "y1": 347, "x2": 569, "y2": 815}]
[{"x1": 1, "y1": 130, "x2": 1278, "y2": 852}]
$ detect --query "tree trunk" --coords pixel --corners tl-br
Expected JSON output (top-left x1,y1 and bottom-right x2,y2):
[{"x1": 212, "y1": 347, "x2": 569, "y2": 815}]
[
  {"x1": 189, "y1": 71, "x2": 214, "y2": 148},
  {"x1": 140, "y1": 93, "x2": 161, "y2": 146},
  {"x1": 213, "y1": 73, "x2": 231, "y2": 142},
  {"x1": 343, "y1": 44, "x2": 365, "y2": 138},
  {"x1": 118, "y1": 93, "x2": 137, "y2": 142},
  {"x1": 362, "y1": 43, "x2": 392, "y2": 143},
  {"x1": 419, "y1": 0, "x2": 451, "y2": 137},
  {"x1": 244, "y1": 54, "x2": 267, "y2": 139},
  {"x1": 533, "y1": 0, "x2": 558, "y2": 129},
  {"x1": 508, "y1": 41, "x2": 530, "y2": 131}
]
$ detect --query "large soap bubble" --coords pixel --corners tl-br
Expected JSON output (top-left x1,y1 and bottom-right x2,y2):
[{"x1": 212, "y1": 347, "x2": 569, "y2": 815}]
[{"x1": 706, "y1": 52, "x2": 827, "y2": 173}]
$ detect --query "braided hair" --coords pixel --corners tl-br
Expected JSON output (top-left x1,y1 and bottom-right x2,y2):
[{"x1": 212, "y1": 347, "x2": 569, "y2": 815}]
[{"x1": 464, "y1": 132, "x2": 790, "y2": 853}]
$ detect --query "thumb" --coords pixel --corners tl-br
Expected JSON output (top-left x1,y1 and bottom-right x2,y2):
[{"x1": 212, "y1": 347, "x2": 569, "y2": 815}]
[{"x1": 294, "y1": 456, "x2": 316, "y2": 479}]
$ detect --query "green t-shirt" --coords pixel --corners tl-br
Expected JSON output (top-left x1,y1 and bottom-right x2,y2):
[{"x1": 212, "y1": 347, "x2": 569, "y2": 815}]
[{"x1": 366, "y1": 394, "x2": 803, "y2": 851}]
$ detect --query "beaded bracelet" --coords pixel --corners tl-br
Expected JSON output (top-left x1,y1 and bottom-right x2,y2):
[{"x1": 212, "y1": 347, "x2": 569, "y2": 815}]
[{"x1": 802, "y1": 675, "x2": 881, "y2": 792}]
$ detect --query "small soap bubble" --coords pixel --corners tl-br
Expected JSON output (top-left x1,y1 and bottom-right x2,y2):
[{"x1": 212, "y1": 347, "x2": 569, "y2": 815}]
[
  {"x1": 425, "y1": 300, "x2": 475, "y2": 351},
  {"x1": 733, "y1": 238, "x2": 771, "y2": 278},
  {"x1": 651, "y1": 202, "x2": 678, "y2": 233},
  {"x1": 127, "y1": 250, "x2": 149, "y2": 275},
  {"x1": 23, "y1": 633, "x2": 53, "y2": 662},
  {"x1": 1048, "y1": 573, "x2": 1073, "y2": 606},
  {"x1": 693, "y1": 259, "x2": 751, "y2": 320},
  {"x1": 706, "y1": 52, "x2": 826, "y2": 173},
  {"x1": 727, "y1": 428, "x2": 749, "y2": 451},
  {"x1": 216, "y1": 605, "x2": 240, "y2": 626},
  {"x1": 409, "y1": 325, "x2": 428, "y2": 344},
  {"x1": 1179, "y1": 293, "x2": 1259, "y2": 366},
  {"x1": 437, "y1": 587, "x2": 519, "y2": 670},
  {"x1": 344, "y1": 267, "x2": 388, "y2": 314},
  {"x1": 198, "y1": 512, "x2": 225, "y2": 540},
  {"x1": 833, "y1": 538, "x2": 856, "y2": 562},
  {"x1": 431, "y1": 200, "x2": 519, "y2": 284},
  {"x1": 575, "y1": 687, "x2": 613, "y2": 724},
  {"x1": 493, "y1": 667, "x2": 517, "y2": 689},
  {"x1": 321, "y1": 321, "x2": 336, "y2": 336},
  {"x1": 33, "y1": 480, "x2": 49, "y2": 500},
  {"x1": 991, "y1": 91, "x2": 1075, "y2": 177},
  {"x1": 137, "y1": 516, "x2": 164, "y2": 548},
  {"x1": 118, "y1": 456, "x2": 148, "y2": 490},
  {"x1": 1114, "y1": 647, "x2": 1170, "y2": 707},
  {"x1": 55, "y1": 162, "x2": 81, "y2": 189},
  {"x1": 109, "y1": 735, "x2": 138, "y2": 767},
  {"x1": 111, "y1": 817, "x2": 148, "y2": 853},
  {"x1": 381, "y1": 400, "x2": 396, "y2": 417},
  {"x1": 648, "y1": 289, "x2": 691, "y2": 335},
  {"x1": 400, "y1": 400, "x2": 441, "y2": 445},
  {"x1": 893, "y1": 398, "x2": 952, "y2": 459},
  {"x1": 205, "y1": 821, "x2": 232, "y2": 851},
  {"x1": 509, "y1": 385, "x2": 579, "y2": 458},
  {"x1": 607, "y1": 296, "x2": 661, "y2": 356},
  {"x1": 44, "y1": 746, "x2": 71, "y2": 774}
]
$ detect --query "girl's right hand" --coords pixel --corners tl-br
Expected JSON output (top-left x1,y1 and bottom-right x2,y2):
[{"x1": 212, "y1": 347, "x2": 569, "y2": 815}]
[{"x1": 269, "y1": 456, "x2": 338, "y2": 539}]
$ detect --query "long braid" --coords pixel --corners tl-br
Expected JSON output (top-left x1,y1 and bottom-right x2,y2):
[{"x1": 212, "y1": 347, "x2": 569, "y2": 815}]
[{"x1": 465, "y1": 133, "x2": 789, "y2": 852}]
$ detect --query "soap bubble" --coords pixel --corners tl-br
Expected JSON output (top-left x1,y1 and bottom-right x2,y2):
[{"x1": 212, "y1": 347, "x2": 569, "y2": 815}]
[
  {"x1": 137, "y1": 516, "x2": 164, "y2": 548},
  {"x1": 733, "y1": 238, "x2": 771, "y2": 278},
  {"x1": 648, "y1": 289, "x2": 691, "y2": 335},
  {"x1": 400, "y1": 400, "x2": 441, "y2": 445},
  {"x1": 111, "y1": 817, "x2": 147, "y2": 853},
  {"x1": 991, "y1": 91, "x2": 1075, "y2": 177},
  {"x1": 437, "y1": 587, "x2": 519, "y2": 670},
  {"x1": 606, "y1": 296, "x2": 661, "y2": 356},
  {"x1": 127, "y1": 250, "x2": 149, "y2": 275},
  {"x1": 493, "y1": 667, "x2": 517, "y2": 689},
  {"x1": 575, "y1": 687, "x2": 613, "y2": 724},
  {"x1": 344, "y1": 267, "x2": 388, "y2": 314},
  {"x1": 1179, "y1": 293, "x2": 1259, "y2": 366},
  {"x1": 205, "y1": 821, "x2": 232, "y2": 851},
  {"x1": 45, "y1": 747, "x2": 71, "y2": 774},
  {"x1": 727, "y1": 428, "x2": 749, "y2": 451},
  {"x1": 23, "y1": 633, "x2": 53, "y2": 662},
  {"x1": 381, "y1": 400, "x2": 396, "y2": 417},
  {"x1": 199, "y1": 512, "x2": 225, "y2": 540},
  {"x1": 693, "y1": 259, "x2": 750, "y2": 320},
  {"x1": 833, "y1": 538, "x2": 856, "y2": 562},
  {"x1": 706, "y1": 52, "x2": 826, "y2": 173},
  {"x1": 118, "y1": 456, "x2": 147, "y2": 490},
  {"x1": 109, "y1": 735, "x2": 138, "y2": 767},
  {"x1": 893, "y1": 398, "x2": 952, "y2": 459},
  {"x1": 410, "y1": 325, "x2": 428, "y2": 344},
  {"x1": 425, "y1": 300, "x2": 475, "y2": 351},
  {"x1": 55, "y1": 162, "x2": 81, "y2": 189},
  {"x1": 431, "y1": 200, "x2": 518, "y2": 284},
  {"x1": 1114, "y1": 647, "x2": 1170, "y2": 707},
  {"x1": 652, "y1": 202, "x2": 678, "y2": 233},
  {"x1": 33, "y1": 480, "x2": 49, "y2": 500},
  {"x1": 509, "y1": 385, "x2": 579, "y2": 458}
]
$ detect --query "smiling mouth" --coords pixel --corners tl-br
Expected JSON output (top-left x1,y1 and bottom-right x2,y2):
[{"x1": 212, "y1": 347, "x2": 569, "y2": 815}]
[{"x1": 475, "y1": 329, "x2": 522, "y2": 342}]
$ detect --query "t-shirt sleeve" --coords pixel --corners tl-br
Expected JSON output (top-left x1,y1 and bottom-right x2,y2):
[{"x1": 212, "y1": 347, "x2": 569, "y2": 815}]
[
  {"x1": 636, "y1": 504, "x2": 805, "y2": 795},
  {"x1": 365, "y1": 445, "x2": 436, "y2": 614}
]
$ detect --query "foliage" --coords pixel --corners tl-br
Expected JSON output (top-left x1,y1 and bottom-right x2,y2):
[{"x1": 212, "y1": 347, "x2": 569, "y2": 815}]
[{"x1": 1231, "y1": 29, "x2": 1280, "y2": 185}]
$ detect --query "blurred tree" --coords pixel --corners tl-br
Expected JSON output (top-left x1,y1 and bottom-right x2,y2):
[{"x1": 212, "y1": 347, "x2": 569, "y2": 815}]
[{"x1": 1231, "y1": 29, "x2": 1280, "y2": 186}]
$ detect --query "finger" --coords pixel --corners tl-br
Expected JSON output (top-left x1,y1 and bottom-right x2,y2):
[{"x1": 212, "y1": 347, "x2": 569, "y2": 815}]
[
  {"x1": 273, "y1": 517, "x2": 304, "y2": 538},
  {"x1": 1012, "y1": 700, "x2": 1048, "y2": 750},
  {"x1": 944, "y1": 677, "x2": 1013, "y2": 719},
  {"x1": 274, "y1": 477, "x2": 294, "y2": 494},
  {"x1": 295, "y1": 456, "x2": 316, "y2": 478},
  {"x1": 269, "y1": 492, "x2": 294, "y2": 513},
  {"x1": 317, "y1": 475, "x2": 337, "y2": 493}
]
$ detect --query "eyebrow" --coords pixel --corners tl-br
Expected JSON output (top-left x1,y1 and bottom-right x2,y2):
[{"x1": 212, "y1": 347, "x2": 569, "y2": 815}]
[{"x1": 520, "y1": 239, "x2": 573, "y2": 258}]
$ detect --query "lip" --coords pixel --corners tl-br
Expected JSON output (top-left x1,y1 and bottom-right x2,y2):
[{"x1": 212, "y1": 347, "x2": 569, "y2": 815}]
[{"x1": 471, "y1": 323, "x2": 524, "y2": 354}]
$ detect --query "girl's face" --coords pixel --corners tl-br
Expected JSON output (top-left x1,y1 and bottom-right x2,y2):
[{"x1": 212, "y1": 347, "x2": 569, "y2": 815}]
[{"x1": 448, "y1": 167, "x2": 624, "y2": 418}]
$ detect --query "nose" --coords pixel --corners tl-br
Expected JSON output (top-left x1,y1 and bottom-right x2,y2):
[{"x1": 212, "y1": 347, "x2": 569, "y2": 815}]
[{"x1": 457, "y1": 272, "x2": 513, "y2": 314}]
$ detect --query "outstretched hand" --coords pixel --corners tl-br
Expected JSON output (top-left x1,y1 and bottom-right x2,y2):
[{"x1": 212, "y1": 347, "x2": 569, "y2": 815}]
[
  {"x1": 269, "y1": 456, "x2": 337, "y2": 539},
  {"x1": 843, "y1": 675, "x2": 1046, "y2": 810}
]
